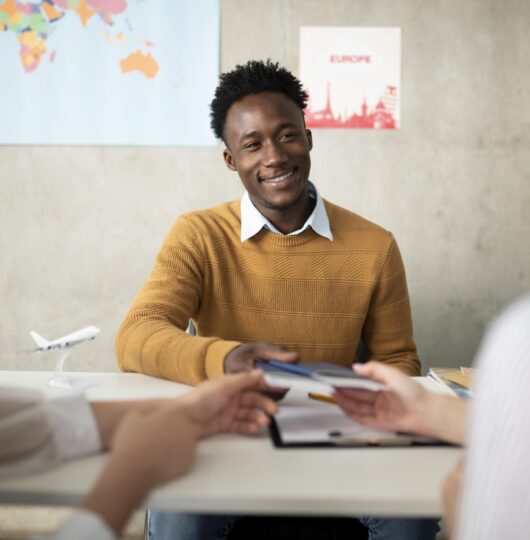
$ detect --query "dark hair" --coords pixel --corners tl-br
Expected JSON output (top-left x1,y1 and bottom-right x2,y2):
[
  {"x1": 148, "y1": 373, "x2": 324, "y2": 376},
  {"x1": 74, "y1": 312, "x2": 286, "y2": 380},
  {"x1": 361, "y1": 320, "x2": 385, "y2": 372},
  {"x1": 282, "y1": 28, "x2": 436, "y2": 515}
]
[{"x1": 210, "y1": 59, "x2": 308, "y2": 141}]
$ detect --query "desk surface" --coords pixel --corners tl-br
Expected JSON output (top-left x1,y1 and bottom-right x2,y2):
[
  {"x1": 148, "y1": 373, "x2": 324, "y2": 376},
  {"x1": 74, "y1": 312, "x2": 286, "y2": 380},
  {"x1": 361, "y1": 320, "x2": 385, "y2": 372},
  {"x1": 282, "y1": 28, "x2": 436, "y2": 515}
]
[{"x1": 0, "y1": 371, "x2": 463, "y2": 517}]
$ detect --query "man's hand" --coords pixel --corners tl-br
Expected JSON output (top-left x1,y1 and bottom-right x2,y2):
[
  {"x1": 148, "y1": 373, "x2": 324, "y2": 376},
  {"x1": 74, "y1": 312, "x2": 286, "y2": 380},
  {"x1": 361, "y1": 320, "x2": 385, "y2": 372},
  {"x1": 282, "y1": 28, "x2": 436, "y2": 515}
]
[
  {"x1": 224, "y1": 343, "x2": 299, "y2": 400},
  {"x1": 180, "y1": 370, "x2": 279, "y2": 436},
  {"x1": 224, "y1": 342, "x2": 299, "y2": 374},
  {"x1": 332, "y1": 361, "x2": 430, "y2": 435}
]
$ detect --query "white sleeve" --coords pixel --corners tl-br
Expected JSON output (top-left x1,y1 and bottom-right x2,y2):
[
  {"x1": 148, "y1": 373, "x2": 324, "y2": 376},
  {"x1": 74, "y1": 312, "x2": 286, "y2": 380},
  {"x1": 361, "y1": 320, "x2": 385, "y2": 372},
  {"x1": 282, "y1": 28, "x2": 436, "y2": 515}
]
[
  {"x1": 47, "y1": 509, "x2": 116, "y2": 540},
  {"x1": 45, "y1": 393, "x2": 101, "y2": 461},
  {"x1": 0, "y1": 388, "x2": 101, "y2": 480},
  {"x1": 456, "y1": 295, "x2": 530, "y2": 539}
]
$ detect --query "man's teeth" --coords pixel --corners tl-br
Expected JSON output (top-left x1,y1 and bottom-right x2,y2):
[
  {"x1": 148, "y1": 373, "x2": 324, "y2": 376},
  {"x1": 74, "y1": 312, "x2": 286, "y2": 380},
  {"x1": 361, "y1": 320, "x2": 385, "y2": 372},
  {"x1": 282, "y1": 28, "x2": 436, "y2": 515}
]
[{"x1": 262, "y1": 170, "x2": 294, "y2": 184}]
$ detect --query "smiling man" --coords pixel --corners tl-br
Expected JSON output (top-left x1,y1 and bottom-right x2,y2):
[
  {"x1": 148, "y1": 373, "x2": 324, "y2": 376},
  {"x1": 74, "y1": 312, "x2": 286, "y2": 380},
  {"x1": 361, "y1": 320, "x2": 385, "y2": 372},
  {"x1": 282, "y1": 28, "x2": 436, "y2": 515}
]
[
  {"x1": 117, "y1": 59, "x2": 434, "y2": 540},
  {"x1": 116, "y1": 60, "x2": 420, "y2": 384}
]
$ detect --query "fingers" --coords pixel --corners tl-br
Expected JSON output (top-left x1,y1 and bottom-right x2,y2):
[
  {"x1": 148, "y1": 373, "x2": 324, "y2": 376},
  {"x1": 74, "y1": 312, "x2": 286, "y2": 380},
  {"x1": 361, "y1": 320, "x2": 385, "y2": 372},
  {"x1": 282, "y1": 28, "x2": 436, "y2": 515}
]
[
  {"x1": 333, "y1": 392, "x2": 375, "y2": 416},
  {"x1": 353, "y1": 361, "x2": 392, "y2": 381},
  {"x1": 210, "y1": 405, "x2": 272, "y2": 436},
  {"x1": 215, "y1": 370, "x2": 269, "y2": 396},
  {"x1": 197, "y1": 370, "x2": 266, "y2": 399},
  {"x1": 239, "y1": 390, "x2": 278, "y2": 416},
  {"x1": 333, "y1": 387, "x2": 377, "y2": 403},
  {"x1": 228, "y1": 416, "x2": 270, "y2": 435},
  {"x1": 231, "y1": 407, "x2": 271, "y2": 425},
  {"x1": 229, "y1": 406, "x2": 272, "y2": 434},
  {"x1": 353, "y1": 361, "x2": 405, "y2": 387}
]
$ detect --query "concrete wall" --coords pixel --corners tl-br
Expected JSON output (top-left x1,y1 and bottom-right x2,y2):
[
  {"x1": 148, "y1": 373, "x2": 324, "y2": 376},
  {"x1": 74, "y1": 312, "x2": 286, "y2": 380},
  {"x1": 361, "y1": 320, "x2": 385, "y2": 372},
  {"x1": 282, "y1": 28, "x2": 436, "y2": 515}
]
[{"x1": 2, "y1": 0, "x2": 529, "y2": 374}]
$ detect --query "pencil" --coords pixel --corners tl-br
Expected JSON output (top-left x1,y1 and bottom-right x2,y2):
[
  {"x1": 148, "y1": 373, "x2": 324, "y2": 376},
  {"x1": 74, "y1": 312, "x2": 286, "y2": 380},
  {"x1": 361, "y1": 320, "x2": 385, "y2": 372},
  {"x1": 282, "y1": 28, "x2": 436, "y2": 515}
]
[{"x1": 308, "y1": 392, "x2": 337, "y2": 405}]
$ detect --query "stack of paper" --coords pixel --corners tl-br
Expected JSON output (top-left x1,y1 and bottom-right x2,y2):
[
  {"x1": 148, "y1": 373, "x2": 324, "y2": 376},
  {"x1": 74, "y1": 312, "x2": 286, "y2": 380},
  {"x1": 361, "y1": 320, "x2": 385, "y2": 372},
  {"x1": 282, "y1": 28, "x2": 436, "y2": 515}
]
[{"x1": 427, "y1": 367, "x2": 475, "y2": 399}]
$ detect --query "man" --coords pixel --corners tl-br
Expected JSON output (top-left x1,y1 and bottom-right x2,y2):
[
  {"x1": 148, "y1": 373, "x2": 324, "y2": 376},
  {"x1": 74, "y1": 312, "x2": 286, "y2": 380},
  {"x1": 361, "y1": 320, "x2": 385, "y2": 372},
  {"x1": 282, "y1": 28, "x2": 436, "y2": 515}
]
[
  {"x1": 116, "y1": 59, "x2": 419, "y2": 384},
  {"x1": 333, "y1": 294, "x2": 530, "y2": 539},
  {"x1": 117, "y1": 60, "x2": 434, "y2": 540},
  {"x1": 0, "y1": 371, "x2": 277, "y2": 539}
]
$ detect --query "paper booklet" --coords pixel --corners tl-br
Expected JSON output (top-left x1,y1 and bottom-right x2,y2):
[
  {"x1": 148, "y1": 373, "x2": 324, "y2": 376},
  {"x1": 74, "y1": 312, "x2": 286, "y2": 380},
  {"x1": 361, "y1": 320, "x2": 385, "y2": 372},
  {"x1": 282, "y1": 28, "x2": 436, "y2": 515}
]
[{"x1": 256, "y1": 361, "x2": 384, "y2": 391}]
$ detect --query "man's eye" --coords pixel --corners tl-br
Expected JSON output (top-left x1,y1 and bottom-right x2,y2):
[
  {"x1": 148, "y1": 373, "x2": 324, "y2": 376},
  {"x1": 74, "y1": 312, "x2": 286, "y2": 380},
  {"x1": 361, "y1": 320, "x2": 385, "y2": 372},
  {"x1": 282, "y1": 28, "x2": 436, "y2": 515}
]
[
  {"x1": 244, "y1": 141, "x2": 259, "y2": 150},
  {"x1": 280, "y1": 132, "x2": 296, "y2": 140}
]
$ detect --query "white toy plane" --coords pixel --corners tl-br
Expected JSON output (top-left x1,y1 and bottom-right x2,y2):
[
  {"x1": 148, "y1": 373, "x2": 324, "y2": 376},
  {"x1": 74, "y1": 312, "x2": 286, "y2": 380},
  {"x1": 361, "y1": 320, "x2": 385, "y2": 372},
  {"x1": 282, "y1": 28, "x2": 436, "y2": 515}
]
[
  {"x1": 19, "y1": 326, "x2": 101, "y2": 390},
  {"x1": 20, "y1": 326, "x2": 101, "y2": 354}
]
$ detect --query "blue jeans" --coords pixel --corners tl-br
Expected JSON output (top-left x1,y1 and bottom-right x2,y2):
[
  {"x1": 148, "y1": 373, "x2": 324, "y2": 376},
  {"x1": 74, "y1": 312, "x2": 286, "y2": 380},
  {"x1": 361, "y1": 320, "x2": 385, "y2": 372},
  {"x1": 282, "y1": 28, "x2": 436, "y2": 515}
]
[
  {"x1": 359, "y1": 515, "x2": 440, "y2": 539},
  {"x1": 148, "y1": 511, "x2": 439, "y2": 539}
]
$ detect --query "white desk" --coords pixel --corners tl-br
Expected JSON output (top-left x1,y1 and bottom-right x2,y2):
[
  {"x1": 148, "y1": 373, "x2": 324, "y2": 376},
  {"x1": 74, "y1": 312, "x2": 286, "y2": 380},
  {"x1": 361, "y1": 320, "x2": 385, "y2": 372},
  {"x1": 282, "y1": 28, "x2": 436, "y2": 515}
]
[{"x1": 0, "y1": 371, "x2": 463, "y2": 517}]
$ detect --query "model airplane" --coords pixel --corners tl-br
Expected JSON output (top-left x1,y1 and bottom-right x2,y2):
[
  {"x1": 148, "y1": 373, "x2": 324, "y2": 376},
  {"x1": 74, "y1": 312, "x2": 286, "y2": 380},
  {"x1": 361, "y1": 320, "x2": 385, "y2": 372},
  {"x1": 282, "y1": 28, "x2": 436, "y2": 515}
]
[
  {"x1": 18, "y1": 326, "x2": 101, "y2": 391},
  {"x1": 19, "y1": 326, "x2": 101, "y2": 354}
]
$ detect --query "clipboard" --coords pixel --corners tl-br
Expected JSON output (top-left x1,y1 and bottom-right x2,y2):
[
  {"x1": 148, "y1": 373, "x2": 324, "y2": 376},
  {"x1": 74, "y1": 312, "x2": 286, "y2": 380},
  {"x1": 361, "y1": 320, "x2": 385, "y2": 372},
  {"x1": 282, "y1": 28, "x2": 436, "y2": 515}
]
[{"x1": 268, "y1": 404, "x2": 450, "y2": 449}]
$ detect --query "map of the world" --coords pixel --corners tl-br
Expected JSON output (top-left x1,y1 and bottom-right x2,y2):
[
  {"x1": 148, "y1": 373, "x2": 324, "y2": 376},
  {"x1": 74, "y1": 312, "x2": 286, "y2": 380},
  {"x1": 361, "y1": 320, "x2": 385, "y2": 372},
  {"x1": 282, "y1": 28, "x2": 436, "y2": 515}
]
[{"x1": 0, "y1": 0, "x2": 219, "y2": 145}]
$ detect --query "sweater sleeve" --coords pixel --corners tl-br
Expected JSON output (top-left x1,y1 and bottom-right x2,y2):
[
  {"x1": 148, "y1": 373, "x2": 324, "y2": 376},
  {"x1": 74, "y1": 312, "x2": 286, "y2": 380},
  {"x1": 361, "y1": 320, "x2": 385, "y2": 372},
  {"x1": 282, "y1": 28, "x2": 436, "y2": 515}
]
[
  {"x1": 115, "y1": 216, "x2": 240, "y2": 385},
  {"x1": 361, "y1": 234, "x2": 420, "y2": 375}
]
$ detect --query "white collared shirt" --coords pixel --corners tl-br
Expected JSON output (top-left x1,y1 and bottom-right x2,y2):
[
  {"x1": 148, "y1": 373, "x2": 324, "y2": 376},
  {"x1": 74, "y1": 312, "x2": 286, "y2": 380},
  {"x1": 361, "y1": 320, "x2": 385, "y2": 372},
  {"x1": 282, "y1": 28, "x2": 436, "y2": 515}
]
[{"x1": 240, "y1": 181, "x2": 333, "y2": 242}]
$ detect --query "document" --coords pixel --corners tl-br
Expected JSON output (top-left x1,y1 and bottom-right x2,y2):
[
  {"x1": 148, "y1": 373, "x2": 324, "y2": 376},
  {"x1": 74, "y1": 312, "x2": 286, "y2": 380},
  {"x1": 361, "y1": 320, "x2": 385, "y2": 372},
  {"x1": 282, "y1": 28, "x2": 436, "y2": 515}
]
[
  {"x1": 271, "y1": 384, "x2": 445, "y2": 448},
  {"x1": 257, "y1": 361, "x2": 384, "y2": 391}
]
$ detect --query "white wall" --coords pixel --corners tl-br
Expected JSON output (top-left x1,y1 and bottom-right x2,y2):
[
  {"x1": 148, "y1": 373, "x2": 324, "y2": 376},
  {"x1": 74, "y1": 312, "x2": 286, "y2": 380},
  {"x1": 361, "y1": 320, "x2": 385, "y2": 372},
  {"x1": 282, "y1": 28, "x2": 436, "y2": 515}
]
[{"x1": 2, "y1": 0, "x2": 529, "y2": 373}]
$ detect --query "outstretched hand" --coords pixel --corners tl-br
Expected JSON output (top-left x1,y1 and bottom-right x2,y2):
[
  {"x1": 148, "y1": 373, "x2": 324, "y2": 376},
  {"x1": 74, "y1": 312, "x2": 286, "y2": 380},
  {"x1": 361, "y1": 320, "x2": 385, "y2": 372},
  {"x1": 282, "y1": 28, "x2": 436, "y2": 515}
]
[
  {"x1": 82, "y1": 371, "x2": 279, "y2": 536},
  {"x1": 332, "y1": 361, "x2": 429, "y2": 435},
  {"x1": 180, "y1": 370, "x2": 279, "y2": 436}
]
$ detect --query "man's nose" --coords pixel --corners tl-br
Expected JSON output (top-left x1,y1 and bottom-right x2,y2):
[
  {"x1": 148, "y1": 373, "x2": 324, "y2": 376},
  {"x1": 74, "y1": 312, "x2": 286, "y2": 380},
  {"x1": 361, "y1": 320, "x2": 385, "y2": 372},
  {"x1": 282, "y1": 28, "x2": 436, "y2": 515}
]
[{"x1": 262, "y1": 141, "x2": 288, "y2": 166}]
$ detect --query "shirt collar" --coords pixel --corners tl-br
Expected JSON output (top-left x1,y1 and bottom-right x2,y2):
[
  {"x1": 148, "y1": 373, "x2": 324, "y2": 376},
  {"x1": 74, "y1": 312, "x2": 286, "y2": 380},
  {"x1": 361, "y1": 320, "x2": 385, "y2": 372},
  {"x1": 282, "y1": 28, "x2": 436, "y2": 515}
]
[{"x1": 240, "y1": 181, "x2": 333, "y2": 242}]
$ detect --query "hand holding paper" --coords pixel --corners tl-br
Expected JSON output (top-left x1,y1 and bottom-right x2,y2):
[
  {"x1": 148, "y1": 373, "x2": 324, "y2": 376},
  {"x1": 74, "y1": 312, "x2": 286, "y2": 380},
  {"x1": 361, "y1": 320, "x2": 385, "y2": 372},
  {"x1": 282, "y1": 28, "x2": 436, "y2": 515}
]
[{"x1": 333, "y1": 362, "x2": 468, "y2": 445}]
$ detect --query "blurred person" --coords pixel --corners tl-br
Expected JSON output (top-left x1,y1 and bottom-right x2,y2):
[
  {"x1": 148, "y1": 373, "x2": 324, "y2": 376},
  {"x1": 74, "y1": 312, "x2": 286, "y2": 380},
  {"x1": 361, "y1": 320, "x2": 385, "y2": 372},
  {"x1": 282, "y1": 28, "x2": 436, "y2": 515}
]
[
  {"x1": 0, "y1": 370, "x2": 276, "y2": 539},
  {"x1": 334, "y1": 295, "x2": 530, "y2": 539}
]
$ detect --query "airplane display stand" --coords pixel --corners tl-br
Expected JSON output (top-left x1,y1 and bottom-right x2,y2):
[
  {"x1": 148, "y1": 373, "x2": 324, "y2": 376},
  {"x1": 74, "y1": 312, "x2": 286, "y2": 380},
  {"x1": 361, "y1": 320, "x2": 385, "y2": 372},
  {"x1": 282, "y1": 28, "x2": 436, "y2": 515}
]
[{"x1": 48, "y1": 350, "x2": 97, "y2": 390}]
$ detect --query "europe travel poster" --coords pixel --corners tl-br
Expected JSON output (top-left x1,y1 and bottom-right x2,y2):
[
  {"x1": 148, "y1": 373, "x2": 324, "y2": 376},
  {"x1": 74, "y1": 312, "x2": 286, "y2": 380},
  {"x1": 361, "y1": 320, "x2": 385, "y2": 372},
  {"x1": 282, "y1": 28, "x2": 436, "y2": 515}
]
[{"x1": 300, "y1": 27, "x2": 401, "y2": 130}]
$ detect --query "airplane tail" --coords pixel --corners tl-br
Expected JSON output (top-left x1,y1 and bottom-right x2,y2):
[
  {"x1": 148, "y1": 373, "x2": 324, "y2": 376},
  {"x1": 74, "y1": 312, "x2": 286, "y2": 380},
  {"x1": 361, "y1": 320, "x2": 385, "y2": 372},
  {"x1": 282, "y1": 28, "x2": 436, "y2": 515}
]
[{"x1": 30, "y1": 331, "x2": 49, "y2": 348}]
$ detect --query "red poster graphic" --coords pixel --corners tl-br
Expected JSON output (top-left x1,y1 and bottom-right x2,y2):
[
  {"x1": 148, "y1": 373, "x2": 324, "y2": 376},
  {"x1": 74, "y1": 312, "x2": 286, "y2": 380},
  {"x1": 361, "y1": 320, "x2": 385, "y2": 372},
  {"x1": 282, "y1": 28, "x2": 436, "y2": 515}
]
[{"x1": 300, "y1": 27, "x2": 401, "y2": 130}]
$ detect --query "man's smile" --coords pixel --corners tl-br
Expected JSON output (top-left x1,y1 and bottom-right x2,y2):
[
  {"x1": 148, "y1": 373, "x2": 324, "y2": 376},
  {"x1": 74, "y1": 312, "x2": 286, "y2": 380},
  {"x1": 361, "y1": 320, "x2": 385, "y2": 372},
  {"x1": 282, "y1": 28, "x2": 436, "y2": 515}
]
[{"x1": 259, "y1": 168, "x2": 296, "y2": 184}]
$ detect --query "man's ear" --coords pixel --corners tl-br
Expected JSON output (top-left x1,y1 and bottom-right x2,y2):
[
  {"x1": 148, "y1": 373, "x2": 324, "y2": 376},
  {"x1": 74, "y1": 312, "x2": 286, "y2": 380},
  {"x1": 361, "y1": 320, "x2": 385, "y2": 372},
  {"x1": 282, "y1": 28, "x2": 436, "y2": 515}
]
[
  {"x1": 306, "y1": 129, "x2": 313, "y2": 151},
  {"x1": 223, "y1": 147, "x2": 237, "y2": 171}
]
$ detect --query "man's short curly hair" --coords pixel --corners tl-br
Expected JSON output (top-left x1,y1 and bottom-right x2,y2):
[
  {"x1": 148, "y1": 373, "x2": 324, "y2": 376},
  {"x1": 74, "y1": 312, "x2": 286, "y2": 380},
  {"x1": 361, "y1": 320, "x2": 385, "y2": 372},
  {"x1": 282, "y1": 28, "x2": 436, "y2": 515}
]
[{"x1": 210, "y1": 59, "x2": 308, "y2": 142}]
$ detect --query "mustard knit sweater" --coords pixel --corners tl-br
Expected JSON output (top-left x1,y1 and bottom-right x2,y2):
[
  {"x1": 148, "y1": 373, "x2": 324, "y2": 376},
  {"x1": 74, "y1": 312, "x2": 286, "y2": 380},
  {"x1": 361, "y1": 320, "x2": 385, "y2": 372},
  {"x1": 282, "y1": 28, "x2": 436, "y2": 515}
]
[{"x1": 116, "y1": 199, "x2": 420, "y2": 384}]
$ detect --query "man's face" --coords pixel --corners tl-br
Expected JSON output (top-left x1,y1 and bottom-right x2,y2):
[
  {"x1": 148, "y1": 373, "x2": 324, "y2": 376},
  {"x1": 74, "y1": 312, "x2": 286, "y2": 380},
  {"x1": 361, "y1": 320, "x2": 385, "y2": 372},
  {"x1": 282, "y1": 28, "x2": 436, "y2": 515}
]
[{"x1": 223, "y1": 92, "x2": 312, "y2": 216}]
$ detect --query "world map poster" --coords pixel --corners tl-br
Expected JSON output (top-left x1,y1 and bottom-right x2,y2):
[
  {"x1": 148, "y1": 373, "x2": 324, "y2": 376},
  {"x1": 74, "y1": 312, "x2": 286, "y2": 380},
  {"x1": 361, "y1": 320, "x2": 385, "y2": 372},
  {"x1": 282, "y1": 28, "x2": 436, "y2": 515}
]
[
  {"x1": 300, "y1": 27, "x2": 401, "y2": 130},
  {"x1": 0, "y1": 0, "x2": 219, "y2": 145}
]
